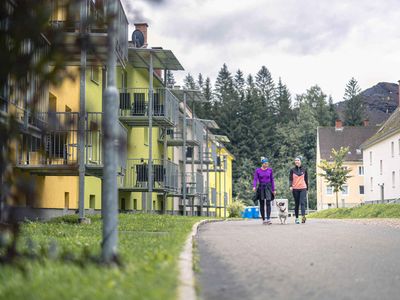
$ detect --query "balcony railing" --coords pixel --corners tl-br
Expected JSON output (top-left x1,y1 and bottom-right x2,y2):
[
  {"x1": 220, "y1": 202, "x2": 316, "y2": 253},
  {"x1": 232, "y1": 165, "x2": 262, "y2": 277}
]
[
  {"x1": 123, "y1": 159, "x2": 178, "y2": 191},
  {"x1": 49, "y1": 0, "x2": 128, "y2": 63},
  {"x1": 178, "y1": 172, "x2": 204, "y2": 195},
  {"x1": 15, "y1": 112, "x2": 127, "y2": 172},
  {"x1": 119, "y1": 88, "x2": 179, "y2": 127}
]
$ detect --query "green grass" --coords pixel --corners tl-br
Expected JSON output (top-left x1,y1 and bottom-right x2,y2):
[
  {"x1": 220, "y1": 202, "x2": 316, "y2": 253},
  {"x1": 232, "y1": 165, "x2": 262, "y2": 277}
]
[
  {"x1": 0, "y1": 214, "x2": 204, "y2": 300},
  {"x1": 308, "y1": 204, "x2": 400, "y2": 219}
]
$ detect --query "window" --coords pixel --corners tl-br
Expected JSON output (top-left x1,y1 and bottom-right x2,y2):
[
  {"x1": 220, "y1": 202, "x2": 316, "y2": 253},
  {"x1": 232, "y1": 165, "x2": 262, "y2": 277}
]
[
  {"x1": 359, "y1": 185, "x2": 364, "y2": 194},
  {"x1": 370, "y1": 177, "x2": 373, "y2": 191},
  {"x1": 358, "y1": 166, "x2": 364, "y2": 175},
  {"x1": 391, "y1": 141, "x2": 395, "y2": 157},
  {"x1": 380, "y1": 160, "x2": 383, "y2": 175},
  {"x1": 398, "y1": 139, "x2": 400, "y2": 156},
  {"x1": 326, "y1": 186, "x2": 333, "y2": 195},
  {"x1": 91, "y1": 66, "x2": 100, "y2": 85},
  {"x1": 64, "y1": 192, "x2": 70, "y2": 209},
  {"x1": 341, "y1": 185, "x2": 349, "y2": 195},
  {"x1": 369, "y1": 151, "x2": 372, "y2": 166},
  {"x1": 392, "y1": 171, "x2": 396, "y2": 188}
]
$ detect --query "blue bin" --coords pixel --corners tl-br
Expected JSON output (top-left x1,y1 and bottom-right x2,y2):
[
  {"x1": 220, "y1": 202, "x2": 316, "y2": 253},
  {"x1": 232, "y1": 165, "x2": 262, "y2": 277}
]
[
  {"x1": 242, "y1": 207, "x2": 253, "y2": 218},
  {"x1": 251, "y1": 207, "x2": 260, "y2": 218}
]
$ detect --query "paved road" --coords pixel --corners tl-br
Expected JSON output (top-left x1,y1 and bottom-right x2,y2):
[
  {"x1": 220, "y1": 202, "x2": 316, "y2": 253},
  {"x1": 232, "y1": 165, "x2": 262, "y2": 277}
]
[{"x1": 196, "y1": 218, "x2": 400, "y2": 300}]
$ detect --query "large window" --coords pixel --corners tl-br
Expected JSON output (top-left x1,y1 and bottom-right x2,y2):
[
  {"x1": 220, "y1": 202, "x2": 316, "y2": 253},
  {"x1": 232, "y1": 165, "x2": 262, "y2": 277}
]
[
  {"x1": 369, "y1": 151, "x2": 372, "y2": 166},
  {"x1": 341, "y1": 185, "x2": 349, "y2": 195},
  {"x1": 370, "y1": 177, "x2": 373, "y2": 191},
  {"x1": 326, "y1": 186, "x2": 333, "y2": 195},
  {"x1": 392, "y1": 171, "x2": 396, "y2": 188},
  {"x1": 358, "y1": 166, "x2": 364, "y2": 175},
  {"x1": 380, "y1": 160, "x2": 383, "y2": 175},
  {"x1": 359, "y1": 185, "x2": 365, "y2": 194}
]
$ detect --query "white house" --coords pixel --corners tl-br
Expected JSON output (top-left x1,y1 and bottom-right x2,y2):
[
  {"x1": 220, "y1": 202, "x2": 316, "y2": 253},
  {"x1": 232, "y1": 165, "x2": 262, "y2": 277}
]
[{"x1": 361, "y1": 101, "x2": 400, "y2": 203}]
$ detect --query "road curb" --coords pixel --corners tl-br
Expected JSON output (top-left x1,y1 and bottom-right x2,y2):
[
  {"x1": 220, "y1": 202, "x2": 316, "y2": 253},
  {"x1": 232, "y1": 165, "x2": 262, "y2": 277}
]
[{"x1": 178, "y1": 219, "x2": 224, "y2": 300}]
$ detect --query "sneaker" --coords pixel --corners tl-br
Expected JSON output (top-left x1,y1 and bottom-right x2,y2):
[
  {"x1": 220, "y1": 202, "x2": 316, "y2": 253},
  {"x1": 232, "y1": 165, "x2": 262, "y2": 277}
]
[
  {"x1": 295, "y1": 218, "x2": 300, "y2": 224},
  {"x1": 266, "y1": 219, "x2": 272, "y2": 225},
  {"x1": 262, "y1": 220, "x2": 266, "y2": 225},
  {"x1": 302, "y1": 216, "x2": 306, "y2": 223}
]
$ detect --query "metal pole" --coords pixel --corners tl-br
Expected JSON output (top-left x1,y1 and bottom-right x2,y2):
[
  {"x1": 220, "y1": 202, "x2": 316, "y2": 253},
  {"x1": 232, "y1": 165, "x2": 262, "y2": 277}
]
[
  {"x1": 102, "y1": 0, "x2": 119, "y2": 262},
  {"x1": 224, "y1": 155, "x2": 226, "y2": 218},
  {"x1": 78, "y1": 0, "x2": 87, "y2": 222},
  {"x1": 218, "y1": 148, "x2": 222, "y2": 217},
  {"x1": 205, "y1": 129, "x2": 209, "y2": 216},
  {"x1": 182, "y1": 92, "x2": 187, "y2": 216},
  {"x1": 148, "y1": 53, "x2": 154, "y2": 213},
  {"x1": 163, "y1": 126, "x2": 168, "y2": 214},
  {"x1": 199, "y1": 122, "x2": 204, "y2": 216}
]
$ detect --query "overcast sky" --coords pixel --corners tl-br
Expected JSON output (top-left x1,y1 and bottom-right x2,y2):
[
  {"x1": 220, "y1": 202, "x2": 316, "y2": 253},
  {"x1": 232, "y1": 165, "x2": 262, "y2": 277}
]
[{"x1": 122, "y1": 0, "x2": 400, "y2": 102}]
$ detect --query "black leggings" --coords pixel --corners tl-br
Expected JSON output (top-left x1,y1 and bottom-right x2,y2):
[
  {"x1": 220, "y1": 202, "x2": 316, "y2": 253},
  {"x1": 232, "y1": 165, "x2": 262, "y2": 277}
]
[
  {"x1": 259, "y1": 199, "x2": 272, "y2": 220},
  {"x1": 293, "y1": 189, "x2": 307, "y2": 218}
]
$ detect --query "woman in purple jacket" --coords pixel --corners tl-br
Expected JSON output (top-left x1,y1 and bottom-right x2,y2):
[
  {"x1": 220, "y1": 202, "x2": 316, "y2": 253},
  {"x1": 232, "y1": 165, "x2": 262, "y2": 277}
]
[{"x1": 253, "y1": 157, "x2": 276, "y2": 224}]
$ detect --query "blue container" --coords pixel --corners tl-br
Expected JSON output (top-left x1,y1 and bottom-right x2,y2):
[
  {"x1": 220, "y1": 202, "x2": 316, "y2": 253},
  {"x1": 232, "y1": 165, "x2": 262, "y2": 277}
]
[
  {"x1": 242, "y1": 207, "x2": 253, "y2": 218},
  {"x1": 251, "y1": 207, "x2": 260, "y2": 218}
]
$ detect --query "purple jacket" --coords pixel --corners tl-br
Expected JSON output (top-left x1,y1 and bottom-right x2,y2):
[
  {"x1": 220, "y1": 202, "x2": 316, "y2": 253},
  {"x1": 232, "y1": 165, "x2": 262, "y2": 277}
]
[{"x1": 253, "y1": 167, "x2": 275, "y2": 191}]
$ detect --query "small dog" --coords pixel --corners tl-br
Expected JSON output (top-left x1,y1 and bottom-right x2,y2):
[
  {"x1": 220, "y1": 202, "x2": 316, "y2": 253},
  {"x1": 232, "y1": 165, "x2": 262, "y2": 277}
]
[{"x1": 276, "y1": 201, "x2": 288, "y2": 224}]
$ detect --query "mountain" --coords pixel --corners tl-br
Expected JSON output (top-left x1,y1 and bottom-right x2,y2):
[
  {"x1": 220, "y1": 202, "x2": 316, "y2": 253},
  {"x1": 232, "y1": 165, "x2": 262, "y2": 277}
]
[{"x1": 335, "y1": 82, "x2": 399, "y2": 125}]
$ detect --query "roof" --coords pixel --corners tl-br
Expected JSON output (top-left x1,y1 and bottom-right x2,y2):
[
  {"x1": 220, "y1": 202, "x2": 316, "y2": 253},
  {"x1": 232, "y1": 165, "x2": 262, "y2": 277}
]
[
  {"x1": 318, "y1": 126, "x2": 379, "y2": 161},
  {"x1": 361, "y1": 108, "x2": 400, "y2": 149},
  {"x1": 128, "y1": 47, "x2": 184, "y2": 71},
  {"x1": 171, "y1": 89, "x2": 207, "y2": 102}
]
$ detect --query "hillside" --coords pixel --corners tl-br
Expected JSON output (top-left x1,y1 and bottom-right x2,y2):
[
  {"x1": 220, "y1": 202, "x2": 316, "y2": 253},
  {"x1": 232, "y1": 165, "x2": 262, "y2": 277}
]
[{"x1": 335, "y1": 82, "x2": 399, "y2": 125}]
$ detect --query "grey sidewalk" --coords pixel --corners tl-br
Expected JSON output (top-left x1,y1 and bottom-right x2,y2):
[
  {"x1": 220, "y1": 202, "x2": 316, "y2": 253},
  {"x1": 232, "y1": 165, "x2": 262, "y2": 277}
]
[{"x1": 196, "y1": 218, "x2": 400, "y2": 300}]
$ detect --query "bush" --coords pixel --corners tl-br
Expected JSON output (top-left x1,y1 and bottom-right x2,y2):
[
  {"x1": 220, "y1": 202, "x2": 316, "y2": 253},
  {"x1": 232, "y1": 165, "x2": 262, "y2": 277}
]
[{"x1": 227, "y1": 200, "x2": 245, "y2": 218}]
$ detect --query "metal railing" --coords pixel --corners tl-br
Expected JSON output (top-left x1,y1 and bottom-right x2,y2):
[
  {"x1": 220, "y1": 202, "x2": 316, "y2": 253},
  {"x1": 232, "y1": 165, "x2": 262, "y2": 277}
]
[
  {"x1": 118, "y1": 88, "x2": 179, "y2": 125},
  {"x1": 15, "y1": 112, "x2": 127, "y2": 170},
  {"x1": 123, "y1": 158, "x2": 178, "y2": 191},
  {"x1": 49, "y1": 0, "x2": 128, "y2": 63},
  {"x1": 179, "y1": 172, "x2": 204, "y2": 195},
  {"x1": 187, "y1": 118, "x2": 204, "y2": 144}
]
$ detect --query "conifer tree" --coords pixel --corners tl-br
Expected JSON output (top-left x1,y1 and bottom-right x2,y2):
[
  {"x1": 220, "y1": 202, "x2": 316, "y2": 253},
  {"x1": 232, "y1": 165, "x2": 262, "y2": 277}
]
[{"x1": 343, "y1": 77, "x2": 364, "y2": 126}]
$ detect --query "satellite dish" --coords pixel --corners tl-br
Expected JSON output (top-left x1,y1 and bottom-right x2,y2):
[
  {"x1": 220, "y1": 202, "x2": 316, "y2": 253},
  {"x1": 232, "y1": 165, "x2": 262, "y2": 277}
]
[{"x1": 132, "y1": 30, "x2": 144, "y2": 48}]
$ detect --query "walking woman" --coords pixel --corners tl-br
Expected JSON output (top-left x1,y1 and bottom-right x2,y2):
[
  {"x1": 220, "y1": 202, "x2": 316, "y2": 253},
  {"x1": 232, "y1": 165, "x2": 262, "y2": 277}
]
[
  {"x1": 289, "y1": 156, "x2": 308, "y2": 224},
  {"x1": 253, "y1": 157, "x2": 276, "y2": 225}
]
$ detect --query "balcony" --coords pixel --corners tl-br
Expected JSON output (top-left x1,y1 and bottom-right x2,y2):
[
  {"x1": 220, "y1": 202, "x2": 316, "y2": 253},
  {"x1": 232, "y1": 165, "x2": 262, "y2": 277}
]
[
  {"x1": 160, "y1": 117, "x2": 204, "y2": 147},
  {"x1": 48, "y1": 0, "x2": 128, "y2": 66},
  {"x1": 118, "y1": 88, "x2": 179, "y2": 127},
  {"x1": 175, "y1": 172, "x2": 204, "y2": 196},
  {"x1": 120, "y1": 159, "x2": 178, "y2": 192},
  {"x1": 15, "y1": 112, "x2": 127, "y2": 177}
]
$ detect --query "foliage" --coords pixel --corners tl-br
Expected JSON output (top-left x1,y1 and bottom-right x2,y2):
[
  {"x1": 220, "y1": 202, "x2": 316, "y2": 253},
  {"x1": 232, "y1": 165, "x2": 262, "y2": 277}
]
[
  {"x1": 0, "y1": 214, "x2": 203, "y2": 300},
  {"x1": 308, "y1": 204, "x2": 400, "y2": 219},
  {"x1": 227, "y1": 200, "x2": 245, "y2": 218},
  {"x1": 343, "y1": 77, "x2": 364, "y2": 125},
  {"x1": 318, "y1": 147, "x2": 352, "y2": 208}
]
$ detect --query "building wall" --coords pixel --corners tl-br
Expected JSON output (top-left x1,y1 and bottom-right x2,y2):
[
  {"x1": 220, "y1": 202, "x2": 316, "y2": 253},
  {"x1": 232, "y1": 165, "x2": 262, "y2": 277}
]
[
  {"x1": 317, "y1": 161, "x2": 365, "y2": 210},
  {"x1": 363, "y1": 132, "x2": 400, "y2": 201}
]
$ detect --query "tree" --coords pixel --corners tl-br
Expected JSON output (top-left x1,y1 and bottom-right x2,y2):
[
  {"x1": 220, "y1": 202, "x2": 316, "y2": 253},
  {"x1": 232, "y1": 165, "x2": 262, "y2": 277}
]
[
  {"x1": 234, "y1": 158, "x2": 255, "y2": 205},
  {"x1": 328, "y1": 96, "x2": 338, "y2": 126},
  {"x1": 166, "y1": 70, "x2": 176, "y2": 88},
  {"x1": 343, "y1": 77, "x2": 364, "y2": 126},
  {"x1": 303, "y1": 85, "x2": 331, "y2": 126},
  {"x1": 318, "y1": 147, "x2": 352, "y2": 208},
  {"x1": 276, "y1": 77, "x2": 292, "y2": 122},
  {"x1": 255, "y1": 66, "x2": 276, "y2": 112},
  {"x1": 183, "y1": 73, "x2": 196, "y2": 89}
]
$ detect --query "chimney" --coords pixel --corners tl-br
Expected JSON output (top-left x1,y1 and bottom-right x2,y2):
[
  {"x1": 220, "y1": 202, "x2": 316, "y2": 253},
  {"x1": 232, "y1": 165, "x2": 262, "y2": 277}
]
[
  {"x1": 134, "y1": 23, "x2": 148, "y2": 48},
  {"x1": 363, "y1": 119, "x2": 369, "y2": 127},
  {"x1": 335, "y1": 119, "x2": 343, "y2": 131}
]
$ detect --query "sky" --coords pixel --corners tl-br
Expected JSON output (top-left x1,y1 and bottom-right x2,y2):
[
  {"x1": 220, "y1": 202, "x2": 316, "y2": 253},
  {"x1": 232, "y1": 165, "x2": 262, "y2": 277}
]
[{"x1": 122, "y1": 0, "x2": 400, "y2": 102}]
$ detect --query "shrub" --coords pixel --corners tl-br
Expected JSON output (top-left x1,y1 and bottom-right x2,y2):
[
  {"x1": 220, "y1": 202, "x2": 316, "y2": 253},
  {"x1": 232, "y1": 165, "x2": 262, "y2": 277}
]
[{"x1": 227, "y1": 200, "x2": 245, "y2": 218}]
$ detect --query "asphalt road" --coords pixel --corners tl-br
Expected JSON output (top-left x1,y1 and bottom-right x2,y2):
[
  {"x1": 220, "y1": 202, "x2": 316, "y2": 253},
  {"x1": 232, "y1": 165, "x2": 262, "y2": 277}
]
[{"x1": 196, "y1": 218, "x2": 400, "y2": 300}]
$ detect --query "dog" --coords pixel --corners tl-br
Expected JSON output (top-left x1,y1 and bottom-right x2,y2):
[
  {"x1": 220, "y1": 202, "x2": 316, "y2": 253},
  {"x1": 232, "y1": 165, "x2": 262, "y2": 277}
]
[{"x1": 276, "y1": 201, "x2": 288, "y2": 224}]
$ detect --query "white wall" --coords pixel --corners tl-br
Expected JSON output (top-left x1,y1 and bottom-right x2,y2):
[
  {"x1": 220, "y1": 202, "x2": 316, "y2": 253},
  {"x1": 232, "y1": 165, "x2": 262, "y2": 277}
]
[{"x1": 363, "y1": 132, "x2": 400, "y2": 201}]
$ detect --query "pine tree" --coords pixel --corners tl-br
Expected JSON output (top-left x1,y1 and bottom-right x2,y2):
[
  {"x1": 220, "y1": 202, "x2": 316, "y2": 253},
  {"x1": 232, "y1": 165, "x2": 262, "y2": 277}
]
[
  {"x1": 166, "y1": 70, "x2": 176, "y2": 88},
  {"x1": 183, "y1": 73, "x2": 197, "y2": 90},
  {"x1": 197, "y1": 73, "x2": 205, "y2": 90},
  {"x1": 343, "y1": 77, "x2": 364, "y2": 126},
  {"x1": 276, "y1": 77, "x2": 292, "y2": 122},
  {"x1": 255, "y1": 66, "x2": 276, "y2": 113},
  {"x1": 303, "y1": 85, "x2": 331, "y2": 126},
  {"x1": 328, "y1": 96, "x2": 338, "y2": 126}
]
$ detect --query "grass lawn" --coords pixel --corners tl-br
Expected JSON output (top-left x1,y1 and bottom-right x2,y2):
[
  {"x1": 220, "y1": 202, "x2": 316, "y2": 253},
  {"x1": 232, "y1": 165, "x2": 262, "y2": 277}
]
[
  {"x1": 0, "y1": 214, "x2": 204, "y2": 300},
  {"x1": 308, "y1": 204, "x2": 400, "y2": 219}
]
